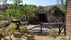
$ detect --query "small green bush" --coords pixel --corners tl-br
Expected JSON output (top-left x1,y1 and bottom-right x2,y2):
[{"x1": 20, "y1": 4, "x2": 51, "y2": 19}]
[
  {"x1": 0, "y1": 29, "x2": 7, "y2": 37},
  {"x1": 6, "y1": 23, "x2": 17, "y2": 40},
  {"x1": 0, "y1": 15, "x2": 5, "y2": 19},
  {"x1": 49, "y1": 28, "x2": 58, "y2": 40},
  {"x1": 0, "y1": 15, "x2": 7, "y2": 20},
  {"x1": 19, "y1": 25, "x2": 27, "y2": 34},
  {"x1": 6, "y1": 23, "x2": 17, "y2": 32},
  {"x1": 27, "y1": 37, "x2": 33, "y2": 40},
  {"x1": 0, "y1": 29, "x2": 2, "y2": 34},
  {"x1": 26, "y1": 36, "x2": 34, "y2": 40},
  {"x1": 0, "y1": 22, "x2": 4, "y2": 28}
]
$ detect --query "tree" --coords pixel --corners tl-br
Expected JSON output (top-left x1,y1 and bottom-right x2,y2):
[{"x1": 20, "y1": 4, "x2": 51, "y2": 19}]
[
  {"x1": 6, "y1": 4, "x2": 36, "y2": 21},
  {"x1": 57, "y1": 0, "x2": 66, "y2": 12},
  {"x1": 49, "y1": 6, "x2": 65, "y2": 22},
  {"x1": 22, "y1": 4, "x2": 36, "y2": 21},
  {"x1": 4, "y1": 0, "x2": 36, "y2": 22},
  {"x1": 57, "y1": 0, "x2": 65, "y2": 5},
  {"x1": 13, "y1": 0, "x2": 22, "y2": 5},
  {"x1": 5, "y1": 0, "x2": 23, "y2": 19}
]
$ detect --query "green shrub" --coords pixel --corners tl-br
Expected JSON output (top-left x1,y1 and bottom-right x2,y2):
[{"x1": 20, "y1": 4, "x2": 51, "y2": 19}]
[
  {"x1": 0, "y1": 22, "x2": 4, "y2": 28},
  {"x1": 0, "y1": 15, "x2": 7, "y2": 20},
  {"x1": 0, "y1": 29, "x2": 8, "y2": 37},
  {"x1": 5, "y1": 23, "x2": 17, "y2": 40},
  {"x1": 6, "y1": 23, "x2": 17, "y2": 32},
  {"x1": 0, "y1": 29, "x2": 2, "y2": 34},
  {"x1": 27, "y1": 37, "x2": 33, "y2": 40},
  {"x1": 49, "y1": 28, "x2": 58, "y2": 40},
  {"x1": 0, "y1": 15, "x2": 5, "y2": 19},
  {"x1": 19, "y1": 25, "x2": 27, "y2": 34},
  {"x1": 26, "y1": 36, "x2": 34, "y2": 40}
]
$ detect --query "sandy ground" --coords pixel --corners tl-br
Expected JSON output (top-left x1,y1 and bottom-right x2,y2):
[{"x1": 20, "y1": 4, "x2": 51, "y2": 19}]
[
  {"x1": 35, "y1": 36, "x2": 52, "y2": 40},
  {"x1": 1, "y1": 35, "x2": 62, "y2": 40},
  {"x1": 34, "y1": 36, "x2": 63, "y2": 40}
]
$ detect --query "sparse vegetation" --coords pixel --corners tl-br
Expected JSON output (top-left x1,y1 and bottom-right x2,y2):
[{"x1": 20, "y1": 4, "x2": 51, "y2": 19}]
[
  {"x1": 49, "y1": 28, "x2": 58, "y2": 40},
  {"x1": 49, "y1": 6, "x2": 65, "y2": 22},
  {"x1": 0, "y1": 22, "x2": 4, "y2": 28},
  {"x1": 6, "y1": 23, "x2": 17, "y2": 40},
  {"x1": 26, "y1": 35, "x2": 35, "y2": 40},
  {"x1": 0, "y1": 28, "x2": 8, "y2": 40},
  {"x1": 7, "y1": 23, "x2": 17, "y2": 31},
  {"x1": 5, "y1": 0, "x2": 36, "y2": 21},
  {"x1": 60, "y1": 36, "x2": 71, "y2": 40},
  {"x1": 19, "y1": 25, "x2": 27, "y2": 33}
]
